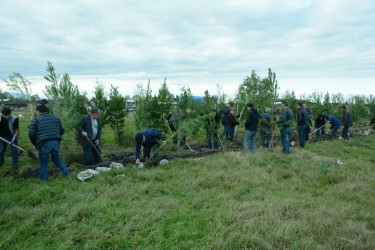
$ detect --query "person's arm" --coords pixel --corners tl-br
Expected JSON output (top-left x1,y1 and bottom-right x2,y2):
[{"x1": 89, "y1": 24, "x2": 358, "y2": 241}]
[
  {"x1": 76, "y1": 116, "x2": 87, "y2": 136},
  {"x1": 244, "y1": 111, "x2": 251, "y2": 127},
  {"x1": 135, "y1": 142, "x2": 141, "y2": 164},
  {"x1": 277, "y1": 111, "x2": 287, "y2": 124},
  {"x1": 59, "y1": 120, "x2": 65, "y2": 135},
  {"x1": 11, "y1": 118, "x2": 19, "y2": 143}
]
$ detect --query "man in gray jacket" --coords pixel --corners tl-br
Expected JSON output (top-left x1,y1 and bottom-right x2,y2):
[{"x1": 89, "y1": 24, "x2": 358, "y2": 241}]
[
  {"x1": 341, "y1": 105, "x2": 352, "y2": 140},
  {"x1": 296, "y1": 103, "x2": 308, "y2": 148}
]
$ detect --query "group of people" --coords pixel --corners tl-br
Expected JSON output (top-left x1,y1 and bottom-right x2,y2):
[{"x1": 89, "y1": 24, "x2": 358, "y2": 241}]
[
  {"x1": 0, "y1": 98, "x2": 370, "y2": 179},
  {"x1": 0, "y1": 99, "x2": 103, "y2": 181}
]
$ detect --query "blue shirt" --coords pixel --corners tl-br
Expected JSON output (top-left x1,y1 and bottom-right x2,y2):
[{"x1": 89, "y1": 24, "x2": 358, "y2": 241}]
[
  {"x1": 135, "y1": 129, "x2": 164, "y2": 159},
  {"x1": 328, "y1": 115, "x2": 341, "y2": 128}
]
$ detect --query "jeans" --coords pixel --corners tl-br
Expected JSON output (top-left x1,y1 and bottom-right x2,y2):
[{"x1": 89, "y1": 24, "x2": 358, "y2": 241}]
[
  {"x1": 298, "y1": 124, "x2": 307, "y2": 148},
  {"x1": 83, "y1": 141, "x2": 101, "y2": 166},
  {"x1": 316, "y1": 126, "x2": 326, "y2": 137},
  {"x1": 220, "y1": 124, "x2": 230, "y2": 140},
  {"x1": 244, "y1": 130, "x2": 257, "y2": 154},
  {"x1": 342, "y1": 126, "x2": 349, "y2": 140},
  {"x1": 206, "y1": 127, "x2": 219, "y2": 149},
  {"x1": 39, "y1": 140, "x2": 70, "y2": 181},
  {"x1": 143, "y1": 143, "x2": 159, "y2": 166},
  {"x1": 0, "y1": 135, "x2": 18, "y2": 169},
  {"x1": 260, "y1": 127, "x2": 272, "y2": 148},
  {"x1": 280, "y1": 127, "x2": 291, "y2": 154},
  {"x1": 227, "y1": 126, "x2": 235, "y2": 141},
  {"x1": 331, "y1": 124, "x2": 340, "y2": 137}
]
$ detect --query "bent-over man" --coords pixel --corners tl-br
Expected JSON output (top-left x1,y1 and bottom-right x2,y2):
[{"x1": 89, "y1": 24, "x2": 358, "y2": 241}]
[{"x1": 135, "y1": 128, "x2": 166, "y2": 167}]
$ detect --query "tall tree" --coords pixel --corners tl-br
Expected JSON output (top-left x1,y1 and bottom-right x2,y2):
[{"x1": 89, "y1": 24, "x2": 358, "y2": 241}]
[
  {"x1": 157, "y1": 78, "x2": 173, "y2": 134},
  {"x1": 91, "y1": 81, "x2": 108, "y2": 126},
  {"x1": 106, "y1": 85, "x2": 128, "y2": 143},
  {"x1": 3, "y1": 72, "x2": 39, "y2": 102}
]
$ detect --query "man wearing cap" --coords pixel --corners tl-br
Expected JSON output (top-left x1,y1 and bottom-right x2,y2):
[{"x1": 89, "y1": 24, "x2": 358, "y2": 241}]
[
  {"x1": 277, "y1": 103, "x2": 294, "y2": 154},
  {"x1": 226, "y1": 108, "x2": 241, "y2": 142},
  {"x1": 135, "y1": 128, "x2": 166, "y2": 166},
  {"x1": 76, "y1": 108, "x2": 102, "y2": 165},
  {"x1": 341, "y1": 105, "x2": 352, "y2": 140},
  {"x1": 0, "y1": 107, "x2": 19, "y2": 174}
]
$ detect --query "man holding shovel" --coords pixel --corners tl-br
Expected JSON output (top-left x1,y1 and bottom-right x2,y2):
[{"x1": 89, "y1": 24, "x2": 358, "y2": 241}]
[
  {"x1": 0, "y1": 107, "x2": 19, "y2": 174},
  {"x1": 135, "y1": 129, "x2": 166, "y2": 167},
  {"x1": 76, "y1": 108, "x2": 102, "y2": 166},
  {"x1": 29, "y1": 105, "x2": 70, "y2": 181}
]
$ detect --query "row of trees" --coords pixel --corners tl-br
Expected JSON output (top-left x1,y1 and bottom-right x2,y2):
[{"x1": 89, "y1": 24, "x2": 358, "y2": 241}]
[{"x1": 2, "y1": 63, "x2": 375, "y2": 146}]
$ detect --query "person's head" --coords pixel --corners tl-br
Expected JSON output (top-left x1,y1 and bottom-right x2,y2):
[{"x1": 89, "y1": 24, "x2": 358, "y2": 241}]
[
  {"x1": 231, "y1": 108, "x2": 237, "y2": 114},
  {"x1": 36, "y1": 104, "x2": 49, "y2": 115},
  {"x1": 341, "y1": 105, "x2": 347, "y2": 112},
  {"x1": 225, "y1": 103, "x2": 230, "y2": 108},
  {"x1": 39, "y1": 99, "x2": 48, "y2": 106},
  {"x1": 1, "y1": 107, "x2": 11, "y2": 119},
  {"x1": 186, "y1": 109, "x2": 192, "y2": 115},
  {"x1": 296, "y1": 103, "x2": 303, "y2": 109},
  {"x1": 265, "y1": 107, "x2": 271, "y2": 113},
  {"x1": 135, "y1": 133, "x2": 145, "y2": 144},
  {"x1": 247, "y1": 103, "x2": 254, "y2": 110},
  {"x1": 90, "y1": 108, "x2": 101, "y2": 119},
  {"x1": 282, "y1": 103, "x2": 288, "y2": 110},
  {"x1": 303, "y1": 103, "x2": 308, "y2": 109}
]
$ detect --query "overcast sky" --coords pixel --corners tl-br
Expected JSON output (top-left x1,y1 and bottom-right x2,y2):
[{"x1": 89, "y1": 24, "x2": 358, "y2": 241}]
[{"x1": 1, "y1": 0, "x2": 374, "y2": 99}]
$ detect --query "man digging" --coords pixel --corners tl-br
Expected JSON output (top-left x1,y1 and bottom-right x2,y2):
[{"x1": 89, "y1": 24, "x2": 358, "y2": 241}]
[{"x1": 135, "y1": 129, "x2": 166, "y2": 167}]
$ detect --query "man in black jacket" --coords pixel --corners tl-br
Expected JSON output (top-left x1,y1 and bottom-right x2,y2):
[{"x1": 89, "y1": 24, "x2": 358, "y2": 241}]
[
  {"x1": 277, "y1": 103, "x2": 294, "y2": 154},
  {"x1": 244, "y1": 103, "x2": 259, "y2": 154},
  {"x1": 29, "y1": 105, "x2": 70, "y2": 181},
  {"x1": 219, "y1": 104, "x2": 231, "y2": 140},
  {"x1": 341, "y1": 105, "x2": 352, "y2": 140},
  {"x1": 303, "y1": 104, "x2": 312, "y2": 141},
  {"x1": 296, "y1": 103, "x2": 308, "y2": 148},
  {"x1": 76, "y1": 108, "x2": 102, "y2": 165}
]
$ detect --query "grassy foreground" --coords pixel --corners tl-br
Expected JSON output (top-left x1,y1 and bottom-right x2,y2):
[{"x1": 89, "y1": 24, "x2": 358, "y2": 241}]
[{"x1": 0, "y1": 134, "x2": 374, "y2": 248}]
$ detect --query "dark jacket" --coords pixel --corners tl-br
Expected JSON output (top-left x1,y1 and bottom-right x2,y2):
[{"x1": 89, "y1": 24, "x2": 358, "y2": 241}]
[
  {"x1": 219, "y1": 107, "x2": 231, "y2": 125},
  {"x1": 227, "y1": 112, "x2": 239, "y2": 126},
  {"x1": 342, "y1": 110, "x2": 353, "y2": 128},
  {"x1": 315, "y1": 115, "x2": 326, "y2": 128},
  {"x1": 29, "y1": 112, "x2": 64, "y2": 148},
  {"x1": 297, "y1": 108, "x2": 308, "y2": 126},
  {"x1": 328, "y1": 115, "x2": 341, "y2": 128},
  {"x1": 259, "y1": 112, "x2": 271, "y2": 129},
  {"x1": 245, "y1": 108, "x2": 259, "y2": 131},
  {"x1": 76, "y1": 114, "x2": 102, "y2": 146},
  {"x1": 135, "y1": 128, "x2": 164, "y2": 158},
  {"x1": 277, "y1": 108, "x2": 294, "y2": 128}
]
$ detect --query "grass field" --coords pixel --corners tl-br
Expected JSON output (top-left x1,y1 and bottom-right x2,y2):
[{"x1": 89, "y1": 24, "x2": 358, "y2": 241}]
[{"x1": 0, "y1": 110, "x2": 374, "y2": 248}]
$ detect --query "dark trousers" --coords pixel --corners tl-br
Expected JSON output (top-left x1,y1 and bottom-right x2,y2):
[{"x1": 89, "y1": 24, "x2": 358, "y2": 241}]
[
  {"x1": 220, "y1": 124, "x2": 229, "y2": 140},
  {"x1": 260, "y1": 127, "x2": 272, "y2": 148},
  {"x1": 342, "y1": 126, "x2": 349, "y2": 140},
  {"x1": 305, "y1": 122, "x2": 312, "y2": 141},
  {"x1": 169, "y1": 123, "x2": 185, "y2": 146},
  {"x1": 316, "y1": 126, "x2": 326, "y2": 137},
  {"x1": 0, "y1": 135, "x2": 18, "y2": 169},
  {"x1": 298, "y1": 124, "x2": 307, "y2": 148},
  {"x1": 143, "y1": 143, "x2": 159, "y2": 166},
  {"x1": 280, "y1": 127, "x2": 291, "y2": 154},
  {"x1": 83, "y1": 141, "x2": 101, "y2": 166},
  {"x1": 206, "y1": 127, "x2": 218, "y2": 149},
  {"x1": 227, "y1": 125, "x2": 235, "y2": 141}
]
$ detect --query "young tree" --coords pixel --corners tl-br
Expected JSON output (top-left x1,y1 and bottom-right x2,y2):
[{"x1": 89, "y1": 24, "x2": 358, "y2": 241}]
[
  {"x1": 134, "y1": 80, "x2": 155, "y2": 130},
  {"x1": 157, "y1": 78, "x2": 173, "y2": 134},
  {"x1": 91, "y1": 81, "x2": 108, "y2": 126},
  {"x1": 3, "y1": 72, "x2": 39, "y2": 102},
  {"x1": 348, "y1": 95, "x2": 368, "y2": 123},
  {"x1": 322, "y1": 92, "x2": 333, "y2": 115},
  {"x1": 105, "y1": 85, "x2": 128, "y2": 143}
]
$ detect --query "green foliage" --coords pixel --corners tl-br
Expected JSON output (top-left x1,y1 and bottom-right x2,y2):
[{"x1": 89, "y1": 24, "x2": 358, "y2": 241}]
[
  {"x1": 282, "y1": 90, "x2": 298, "y2": 116},
  {"x1": 157, "y1": 78, "x2": 174, "y2": 134},
  {"x1": 348, "y1": 95, "x2": 369, "y2": 123},
  {"x1": 322, "y1": 92, "x2": 333, "y2": 115},
  {"x1": 43, "y1": 61, "x2": 88, "y2": 129},
  {"x1": 91, "y1": 81, "x2": 109, "y2": 126},
  {"x1": 3, "y1": 72, "x2": 39, "y2": 102},
  {"x1": 134, "y1": 80, "x2": 154, "y2": 130},
  {"x1": 235, "y1": 68, "x2": 279, "y2": 113},
  {"x1": 367, "y1": 95, "x2": 375, "y2": 118},
  {"x1": 105, "y1": 85, "x2": 128, "y2": 143}
]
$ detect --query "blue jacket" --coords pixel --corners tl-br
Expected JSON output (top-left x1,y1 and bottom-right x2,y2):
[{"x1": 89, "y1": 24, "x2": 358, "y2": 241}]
[
  {"x1": 277, "y1": 108, "x2": 293, "y2": 128},
  {"x1": 29, "y1": 112, "x2": 64, "y2": 148},
  {"x1": 135, "y1": 129, "x2": 164, "y2": 159},
  {"x1": 328, "y1": 115, "x2": 341, "y2": 129}
]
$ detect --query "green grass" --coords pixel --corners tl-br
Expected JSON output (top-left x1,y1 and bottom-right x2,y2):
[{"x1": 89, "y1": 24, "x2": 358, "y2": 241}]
[{"x1": 0, "y1": 110, "x2": 375, "y2": 248}]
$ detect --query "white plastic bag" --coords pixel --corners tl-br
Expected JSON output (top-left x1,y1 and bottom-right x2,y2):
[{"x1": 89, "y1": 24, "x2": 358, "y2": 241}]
[
  {"x1": 96, "y1": 167, "x2": 112, "y2": 172},
  {"x1": 110, "y1": 162, "x2": 125, "y2": 169},
  {"x1": 77, "y1": 169, "x2": 100, "y2": 181},
  {"x1": 160, "y1": 159, "x2": 169, "y2": 165}
]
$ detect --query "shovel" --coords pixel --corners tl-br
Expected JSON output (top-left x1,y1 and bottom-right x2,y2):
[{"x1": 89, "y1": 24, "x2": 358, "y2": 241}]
[
  {"x1": 85, "y1": 137, "x2": 104, "y2": 161},
  {"x1": 0, "y1": 136, "x2": 37, "y2": 161}
]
